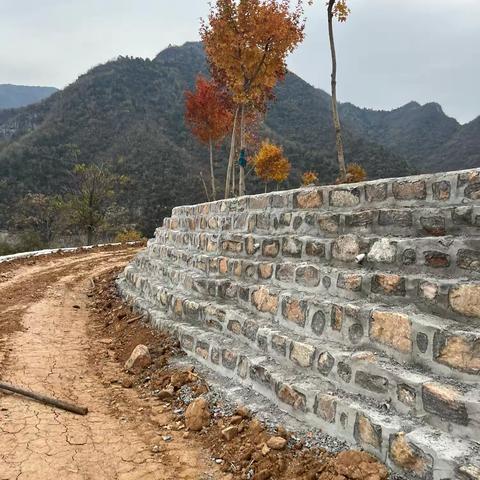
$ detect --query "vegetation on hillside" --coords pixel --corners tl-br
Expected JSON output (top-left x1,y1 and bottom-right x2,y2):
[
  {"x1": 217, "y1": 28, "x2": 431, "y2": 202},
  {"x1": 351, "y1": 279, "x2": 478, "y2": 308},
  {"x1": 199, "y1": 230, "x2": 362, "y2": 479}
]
[
  {"x1": 1, "y1": 163, "x2": 135, "y2": 254},
  {"x1": 0, "y1": 42, "x2": 416, "y2": 248}
]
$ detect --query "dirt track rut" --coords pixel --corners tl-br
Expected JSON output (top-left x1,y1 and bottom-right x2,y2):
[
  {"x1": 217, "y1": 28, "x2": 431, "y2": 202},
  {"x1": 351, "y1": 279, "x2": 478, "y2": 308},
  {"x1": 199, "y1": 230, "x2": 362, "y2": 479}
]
[{"x1": 0, "y1": 250, "x2": 220, "y2": 480}]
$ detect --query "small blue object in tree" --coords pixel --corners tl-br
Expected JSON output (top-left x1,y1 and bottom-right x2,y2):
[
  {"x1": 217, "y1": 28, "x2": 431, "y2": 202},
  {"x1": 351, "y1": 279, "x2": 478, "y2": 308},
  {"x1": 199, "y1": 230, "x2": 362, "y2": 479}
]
[{"x1": 238, "y1": 149, "x2": 247, "y2": 168}]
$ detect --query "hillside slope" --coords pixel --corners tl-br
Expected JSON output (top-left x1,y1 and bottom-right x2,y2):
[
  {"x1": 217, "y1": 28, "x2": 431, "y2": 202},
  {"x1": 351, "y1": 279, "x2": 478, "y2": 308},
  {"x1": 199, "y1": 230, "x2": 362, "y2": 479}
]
[
  {"x1": 0, "y1": 42, "x2": 413, "y2": 234},
  {"x1": 428, "y1": 115, "x2": 480, "y2": 171},
  {"x1": 339, "y1": 101, "x2": 480, "y2": 172}
]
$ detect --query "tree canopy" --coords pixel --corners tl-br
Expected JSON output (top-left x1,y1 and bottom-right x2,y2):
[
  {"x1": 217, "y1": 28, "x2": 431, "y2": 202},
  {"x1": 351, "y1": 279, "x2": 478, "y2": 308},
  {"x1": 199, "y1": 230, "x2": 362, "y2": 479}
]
[
  {"x1": 252, "y1": 140, "x2": 291, "y2": 186},
  {"x1": 185, "y1": 75, "x2": 233, "y2": 145}
]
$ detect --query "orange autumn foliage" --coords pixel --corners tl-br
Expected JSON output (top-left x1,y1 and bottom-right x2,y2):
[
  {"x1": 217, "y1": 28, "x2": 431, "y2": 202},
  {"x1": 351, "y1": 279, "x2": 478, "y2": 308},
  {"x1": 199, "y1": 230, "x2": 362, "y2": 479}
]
[
  {"x1": 252, "y1": 141, "x2": 291, "y2": 183},
  {"x1": 185, "y1": 75, "x2": 233, "y2": 145},
  {"x1": 308, "y1": 0, "x2": 350, "y2": 22},
  {"x1": 243, "y1": 110, "x2": 264, "y2": 152},
  {"x1": 301, "y1": 171, "x2": 319, "y2": 186},
  {"x1": 201, "y1": 0, "x2": 306, "y2": 109},
  {"x1": 346, "y1": 163, "x2": 367, "y2": 183},
  {"x1": 337, "y1": 163, "x2": 368, "y2": 184},
  {"x1": 331, "y1": 0, "x2": 350, "y2": 22}
]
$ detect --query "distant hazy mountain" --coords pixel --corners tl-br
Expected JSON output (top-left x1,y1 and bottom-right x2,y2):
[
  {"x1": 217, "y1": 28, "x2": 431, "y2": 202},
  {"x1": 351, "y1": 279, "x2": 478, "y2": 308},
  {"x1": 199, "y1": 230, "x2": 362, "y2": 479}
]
[
  {"x1": 0, "y1": 42, "x2": 478, "y2": 235},
  {"x1": 430, "y1": 115, "x2": 480, "y2": 171},
  {"x1": 339, "y1": 100, "x2": 480, "y2": 172},
  {"x1": 0, "y1": 84, "x2": 58, "y2": 109}
]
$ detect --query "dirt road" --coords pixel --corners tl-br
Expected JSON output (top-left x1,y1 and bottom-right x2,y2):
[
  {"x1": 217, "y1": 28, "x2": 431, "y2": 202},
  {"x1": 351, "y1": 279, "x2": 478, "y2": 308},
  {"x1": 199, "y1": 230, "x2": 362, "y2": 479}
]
[{"x1": 0, "y1": 248, "x2": 221, "y2": 480}]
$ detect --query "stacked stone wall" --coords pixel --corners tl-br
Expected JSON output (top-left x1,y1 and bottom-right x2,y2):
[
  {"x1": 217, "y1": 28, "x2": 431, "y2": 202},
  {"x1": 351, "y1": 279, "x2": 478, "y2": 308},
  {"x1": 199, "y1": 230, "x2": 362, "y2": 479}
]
[{"x1": 119, "y1": 168, "x2": 480, "y2": 479}]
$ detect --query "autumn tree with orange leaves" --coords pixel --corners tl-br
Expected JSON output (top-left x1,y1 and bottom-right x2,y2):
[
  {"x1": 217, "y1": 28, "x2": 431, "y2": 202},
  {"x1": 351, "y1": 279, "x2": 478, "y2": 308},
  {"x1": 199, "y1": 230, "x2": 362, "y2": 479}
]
[
  {"x1": 201, "y1": 0, "x2": 305, "y2": 198},
  {"x1": 345, "y1": 163, "x2": 367, "y2": 183},
  {"x1": 251, "y1": 140, "x2": 291, "y2": 191},
  {"x1": 185, "y1": 75, "x2": 233, "y2": 200},
  {"x1": 301, "y1": 171, "x2": 319, "y2": 186}
]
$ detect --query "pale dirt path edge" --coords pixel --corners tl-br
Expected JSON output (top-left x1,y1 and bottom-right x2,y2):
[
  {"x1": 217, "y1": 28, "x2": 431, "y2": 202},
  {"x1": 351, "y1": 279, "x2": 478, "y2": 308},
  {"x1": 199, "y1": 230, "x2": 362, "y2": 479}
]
[{"x1": 0, "y1": 250, "x2": 222, "y2": 480}]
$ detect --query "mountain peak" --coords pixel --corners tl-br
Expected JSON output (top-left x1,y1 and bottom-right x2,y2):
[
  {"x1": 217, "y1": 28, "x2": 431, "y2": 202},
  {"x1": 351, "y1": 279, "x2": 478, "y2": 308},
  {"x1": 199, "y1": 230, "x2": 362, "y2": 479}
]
[
  {"x1": 154, "y1": 41, "x2": 204, "y2": 63},
  {"x1": 400, "y1": 101, "x2": 421, "y2": 110},
  {"x1": 423, "y1": 101, "x2": 445, "y2": 114}
]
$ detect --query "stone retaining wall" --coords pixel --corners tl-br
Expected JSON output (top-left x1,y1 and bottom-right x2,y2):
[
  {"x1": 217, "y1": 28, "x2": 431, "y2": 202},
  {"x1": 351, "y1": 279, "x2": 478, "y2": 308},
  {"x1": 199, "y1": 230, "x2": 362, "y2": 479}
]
[{"x1": 119, "y1": 168, "x2": 480, "y2": 480}]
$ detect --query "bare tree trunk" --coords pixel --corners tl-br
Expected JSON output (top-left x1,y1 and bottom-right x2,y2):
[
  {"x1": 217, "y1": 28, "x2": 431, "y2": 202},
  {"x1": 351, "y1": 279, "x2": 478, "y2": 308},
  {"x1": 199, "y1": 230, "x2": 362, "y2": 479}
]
[
  {"x1": 199, "y1": 171, "x2": 211, "y2": 202},
  {"x1": 238, "y1": 104, "x2": 246, "y2": 196},
  {"x1": 232, "y1": 150, "x2": 236, "y2": 196},
  {"x1": 209, "y1": 139, "x2": 216, "y2": 200},
  {"x1": 328, "y1": 0, "x2": 346, "y2": 181},
  {"x1": 87, "y1": 226, "x2": 94, "y2": 246},
  {"x1": 225, "y1": 107, "x2": 239, "y2": 199}
]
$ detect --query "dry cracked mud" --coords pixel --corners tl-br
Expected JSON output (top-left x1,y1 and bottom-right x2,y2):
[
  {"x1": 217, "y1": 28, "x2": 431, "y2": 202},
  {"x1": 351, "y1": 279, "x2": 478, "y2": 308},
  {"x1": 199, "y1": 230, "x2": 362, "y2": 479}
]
[
  {"x1": 0, "y1": 247, "x2": 222, "y2": 480},
  {"x1": 0, "y1": 246, "x2": 389, "y2": 480}
]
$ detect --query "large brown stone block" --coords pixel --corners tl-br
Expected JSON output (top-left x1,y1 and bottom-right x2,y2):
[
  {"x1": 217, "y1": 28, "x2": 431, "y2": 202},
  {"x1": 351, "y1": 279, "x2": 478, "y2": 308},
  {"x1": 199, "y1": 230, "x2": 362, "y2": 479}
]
[
  {"x1": 449, "y1": 284, "x2": 480, "y2": 318},
  {"x1": 315, "y1": 394, "x2": 337, "y2": 423},
  {"x1": 282, "y1": 297, "x2": 307, "y2": 327},
  {"x1": 434, "y1": 332, "x2": 480, "y2": 374},
  {"x1": 371, "y1": 274, "x2": 406, "y2": 296},
  {"x1": 422, "y1": 382, "x2": 468, "y2": 425},
  {"x1": 389, "y1": 433, "x2": 433, "y2": 480},
  {"x1": 290, "y1": 341, "x2": 316, "y2": 368},
  {"x1": 252, "y1": 287, "x2": 279, "y2": 314},
  {"x1": 370, "y1": 310, "x2": 412, "y2": 353},
  {"x1": 294, "y1": 189, "x2": 323, "y2": 209},
  {"x1": 354, "y1": 414, "x2": 382, "y2": 450},
  {"x1": 276, "y1": 384, "x2": 306, "y2": 411},
  {"x1": 337, "y1": 273, "x2": 362, "y2": 292},
  {"x1": 393, "y1": 180, "x2": 427, "y2": 200}
]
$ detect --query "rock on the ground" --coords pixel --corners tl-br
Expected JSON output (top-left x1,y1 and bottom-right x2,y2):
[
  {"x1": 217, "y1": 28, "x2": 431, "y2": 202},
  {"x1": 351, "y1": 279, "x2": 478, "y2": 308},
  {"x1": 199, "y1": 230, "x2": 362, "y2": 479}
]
[
  {"x1": 236, "y1": 405, "x2": 250, "y2": 418},
  {"x1": 221, "y1": 426, "x2": 238, "y2": 441},
  {"x1": 230, "y1": 415, "x2": 243, "y2": 425},
  {"x1": 266, "y1": 436, "x2": 287, "y2": 450},
  {"x1": 185, "y1": 397, "x2": 211, "y2": 431},
  {"x1": 156, "y1": 386, "x2": 175, "y2": 399},
  {"x1": 124, "y1": 344, "x2": 152, "y2": 373}
]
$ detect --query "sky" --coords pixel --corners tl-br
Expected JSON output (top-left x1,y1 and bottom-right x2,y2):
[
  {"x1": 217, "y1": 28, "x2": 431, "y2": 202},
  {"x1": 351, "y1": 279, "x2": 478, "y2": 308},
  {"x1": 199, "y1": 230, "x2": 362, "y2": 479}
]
[{"x1": 0, "y1": 0, "x2": 479, "y2": 124}]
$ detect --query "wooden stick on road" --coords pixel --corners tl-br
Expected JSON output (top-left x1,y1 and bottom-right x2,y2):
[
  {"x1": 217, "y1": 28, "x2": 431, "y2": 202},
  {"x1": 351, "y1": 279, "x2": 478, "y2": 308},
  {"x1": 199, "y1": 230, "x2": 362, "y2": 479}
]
[{"x1": 0, "y1": 382, "x2": 88, "y2": 416}]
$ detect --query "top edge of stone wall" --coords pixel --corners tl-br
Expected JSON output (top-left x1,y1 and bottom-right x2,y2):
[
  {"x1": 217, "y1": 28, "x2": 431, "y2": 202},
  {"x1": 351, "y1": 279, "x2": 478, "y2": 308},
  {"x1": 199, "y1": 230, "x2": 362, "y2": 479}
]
[{"x1": 172, "y1": 167, "x2": 480, "y2": 217}]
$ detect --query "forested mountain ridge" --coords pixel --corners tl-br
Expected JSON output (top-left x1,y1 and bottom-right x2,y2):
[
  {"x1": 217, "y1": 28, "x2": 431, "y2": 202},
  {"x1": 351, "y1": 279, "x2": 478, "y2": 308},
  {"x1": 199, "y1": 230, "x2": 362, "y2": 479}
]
[
  {"x1": 339, "y1": 100, "x2": 480, "y2": 172},
  {"x1": 0, "y1": 84, "x2": 58, "y2": 110},
  {"x1": 0, "y1": 42, "x2": 478, "y2": 236},
  {"x1": 0, "y1": 42, "x2": 413, "y2": 234}
]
